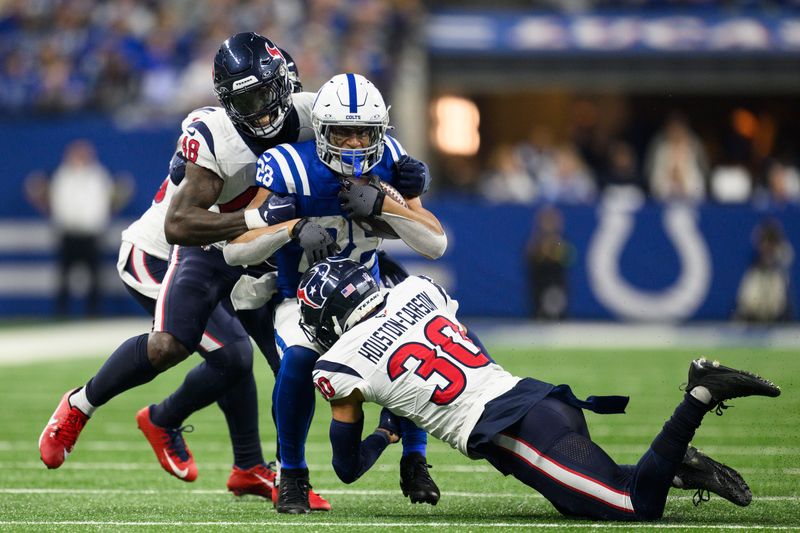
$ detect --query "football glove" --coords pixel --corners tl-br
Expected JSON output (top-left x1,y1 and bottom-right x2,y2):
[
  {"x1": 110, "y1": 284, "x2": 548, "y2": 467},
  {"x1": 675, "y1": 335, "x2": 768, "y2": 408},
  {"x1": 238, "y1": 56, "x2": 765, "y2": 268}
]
[
  {"x1": 291, "y1": 219, "x2": 340, "y2": 264},
  {"x1": 338, "y1": 176, "x2": 385, "y2": 218},
  {"x1": 394, "y1": 155, "x2": 430, "y2": 198},
  {"x1": 258, "y1": 193, "x2": 297, "y2": 226}
]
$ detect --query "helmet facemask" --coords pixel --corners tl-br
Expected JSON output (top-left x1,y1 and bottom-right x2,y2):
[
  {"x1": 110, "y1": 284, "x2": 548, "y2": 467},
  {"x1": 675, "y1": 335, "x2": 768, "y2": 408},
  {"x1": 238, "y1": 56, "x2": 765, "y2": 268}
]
[
  {"x1": 218, "y1": 63, "x2": 293, "y2": 138},
  {"x1": 313, "y1": 117, "x2": 388, "y2": 177}
]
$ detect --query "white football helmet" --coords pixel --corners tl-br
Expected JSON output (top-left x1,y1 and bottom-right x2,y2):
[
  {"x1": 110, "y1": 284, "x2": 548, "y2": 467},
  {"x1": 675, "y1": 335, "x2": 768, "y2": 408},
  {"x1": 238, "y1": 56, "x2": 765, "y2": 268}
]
[{"x1": 311, "y1": 73, "x2": 389, "y2": 177}]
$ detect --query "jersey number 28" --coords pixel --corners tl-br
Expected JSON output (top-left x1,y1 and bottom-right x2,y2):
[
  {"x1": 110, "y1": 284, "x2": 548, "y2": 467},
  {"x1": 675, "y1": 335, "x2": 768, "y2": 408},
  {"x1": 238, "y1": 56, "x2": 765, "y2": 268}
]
[{"x1": 387, "y1": 316, "x2": 490, "y2": 405}]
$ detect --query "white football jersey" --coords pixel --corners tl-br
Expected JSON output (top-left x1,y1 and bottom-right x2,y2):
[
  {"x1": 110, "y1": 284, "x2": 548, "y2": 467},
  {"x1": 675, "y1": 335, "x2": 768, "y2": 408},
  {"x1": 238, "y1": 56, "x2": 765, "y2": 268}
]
[
  {"x1": 312, "y1": 276, "x2": 521, "y2": 455},
  {"x1": 121, "y1": 93, "x2": 315, "y2": 260}
]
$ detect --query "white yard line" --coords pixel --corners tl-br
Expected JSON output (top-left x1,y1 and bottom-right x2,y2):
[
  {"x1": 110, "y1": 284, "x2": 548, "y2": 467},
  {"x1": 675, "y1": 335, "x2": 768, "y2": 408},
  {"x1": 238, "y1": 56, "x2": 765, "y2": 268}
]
[
  {"x1": 0, "y1": 488, "x2": 797, "y2": 502},
  {"x1": 0, "y1": 520, "x2": 797, "y2": 529},
  {"x1": 1, "y1": 460, "x2": 799, "y2": 476}
]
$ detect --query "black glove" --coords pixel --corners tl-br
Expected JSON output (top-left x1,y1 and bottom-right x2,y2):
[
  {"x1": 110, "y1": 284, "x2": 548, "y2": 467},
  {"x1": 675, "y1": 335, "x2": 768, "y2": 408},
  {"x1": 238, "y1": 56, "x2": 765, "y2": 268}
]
[
  {"x1": 257, "y1": 194, "x2": 296, "y2": 226},
  {"x1": 394, "y1": 155, "x2": 431, "y2": 198},
  {"x1": 377, "y1": 250, "x2": 409, "y2": 288},
  {"x1": 338, "y1": 176, "x2": 385, "y2": 218},
  {"x1": 291, "y1": 219, "x2": 340, "y2": 264},
  {"x1": 378, "y1": 407, "x2": 403, "y2": 439}
]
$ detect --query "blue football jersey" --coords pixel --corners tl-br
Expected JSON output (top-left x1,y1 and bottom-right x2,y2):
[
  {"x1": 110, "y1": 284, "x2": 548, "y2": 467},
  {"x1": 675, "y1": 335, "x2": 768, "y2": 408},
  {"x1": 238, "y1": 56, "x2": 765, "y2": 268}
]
[{"x1": 255, "y1": 135, "x2": 408, "y2": 298}]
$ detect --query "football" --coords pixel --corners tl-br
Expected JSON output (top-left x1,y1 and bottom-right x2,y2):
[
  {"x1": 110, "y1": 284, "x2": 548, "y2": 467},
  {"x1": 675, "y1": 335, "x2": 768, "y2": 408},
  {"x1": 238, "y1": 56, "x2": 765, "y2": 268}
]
[{"x1": 345, "y1": 177, "x2": 407, "y2": 239}]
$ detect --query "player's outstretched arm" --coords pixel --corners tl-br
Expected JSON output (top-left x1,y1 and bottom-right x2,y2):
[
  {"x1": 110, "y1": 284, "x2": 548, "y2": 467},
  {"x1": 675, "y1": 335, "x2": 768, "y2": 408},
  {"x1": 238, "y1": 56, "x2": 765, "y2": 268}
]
[
  {"x1": 165, "y1": 162, "x2": 251, "y2": 245},
  {"x1": 381, "y1": 196, "x2": 447, "y2": 260},
  {"x1": 223, "y1": 219, "x2": 301, "y2": 266},
  {"x1": 329, "y1": 392, "x2": 398, "y2": 484}
]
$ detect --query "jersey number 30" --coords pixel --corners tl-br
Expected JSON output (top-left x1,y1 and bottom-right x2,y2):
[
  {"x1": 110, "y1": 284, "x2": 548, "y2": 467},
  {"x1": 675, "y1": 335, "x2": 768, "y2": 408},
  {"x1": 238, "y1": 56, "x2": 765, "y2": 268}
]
[{"x1": 387, "y1": 316, "x2": 490, "y2": 405}]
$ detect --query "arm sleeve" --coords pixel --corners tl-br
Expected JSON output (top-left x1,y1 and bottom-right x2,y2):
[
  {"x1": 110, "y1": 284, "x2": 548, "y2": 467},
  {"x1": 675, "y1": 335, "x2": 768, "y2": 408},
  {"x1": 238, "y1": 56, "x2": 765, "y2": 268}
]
[
  {"x1": 381, "y1": 213, "x2": 447, "y2": 259},
  {"x1": 329, "y1": 416, "x2": 391, "y2": 484},
  {"x1": 223, "y1": 227, "x2": 292, "y2": 266}
]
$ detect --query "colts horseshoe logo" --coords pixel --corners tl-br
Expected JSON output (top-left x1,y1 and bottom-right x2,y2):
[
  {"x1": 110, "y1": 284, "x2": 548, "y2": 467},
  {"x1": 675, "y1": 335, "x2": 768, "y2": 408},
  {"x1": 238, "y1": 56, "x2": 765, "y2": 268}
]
[{"x1": 587, "y1": 199, "x2": 711, "y2": 321}]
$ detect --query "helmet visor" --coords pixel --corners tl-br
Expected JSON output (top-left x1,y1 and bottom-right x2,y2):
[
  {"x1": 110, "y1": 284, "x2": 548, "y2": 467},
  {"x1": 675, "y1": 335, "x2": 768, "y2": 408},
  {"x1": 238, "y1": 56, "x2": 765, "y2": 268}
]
[{"x1": 228, "y1": 83, "x2": 282, "y2": 117}]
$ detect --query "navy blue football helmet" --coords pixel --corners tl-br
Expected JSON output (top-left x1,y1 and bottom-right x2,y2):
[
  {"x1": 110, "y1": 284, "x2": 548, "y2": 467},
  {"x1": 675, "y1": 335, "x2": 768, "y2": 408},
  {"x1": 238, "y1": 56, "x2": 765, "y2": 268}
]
[
  {"x1": 298, "y1": 257, "x2": 384, "y2": 350},
  {"x1": 213, "y1": 32, "x2": 293, "y2": 138},
  {"x1": 278, "y1": 47, "x2": 303, "y2": 93}
]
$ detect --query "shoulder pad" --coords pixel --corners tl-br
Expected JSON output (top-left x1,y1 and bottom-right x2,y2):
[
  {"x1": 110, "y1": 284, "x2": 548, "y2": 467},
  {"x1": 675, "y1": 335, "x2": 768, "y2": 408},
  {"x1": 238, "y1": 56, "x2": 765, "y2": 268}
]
[
  {"x1": 383, "y1": 134, "x2": 407, "y2": 163},
  {"x1": 291, "y1": 92, "x2": 316, "y2": 141}
]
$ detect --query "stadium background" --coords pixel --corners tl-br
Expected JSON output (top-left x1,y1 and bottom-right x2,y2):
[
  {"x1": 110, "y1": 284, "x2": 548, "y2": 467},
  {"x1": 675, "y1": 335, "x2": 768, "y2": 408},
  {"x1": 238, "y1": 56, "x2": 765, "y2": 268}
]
[
  {"x1": 1, "y1": 0, "x2": 799, "y2": 323},
  {"x1": 0, "y1": 1, "x2": 798, "y2": 531}
]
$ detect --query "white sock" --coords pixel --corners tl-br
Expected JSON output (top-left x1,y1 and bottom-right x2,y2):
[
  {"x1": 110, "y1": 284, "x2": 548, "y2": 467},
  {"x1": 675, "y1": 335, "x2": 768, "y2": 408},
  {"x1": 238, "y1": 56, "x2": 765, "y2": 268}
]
[
  {"x1": 68, "y1": 387, "x2": 97, "y2": 417},
  {"x1": 690, "y1": 385, "x2": 712, "y2": 404}
]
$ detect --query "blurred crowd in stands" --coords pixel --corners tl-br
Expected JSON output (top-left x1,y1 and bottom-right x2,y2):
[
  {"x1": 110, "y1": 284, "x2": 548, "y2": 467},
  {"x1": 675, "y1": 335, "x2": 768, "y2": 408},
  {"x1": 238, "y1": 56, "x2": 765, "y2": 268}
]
[
  {"x1": 471, "y1": 109, "x2": 800, "y2": 207},
  {"x1": 2, "y1": 0, "x2": 798, "y2": 208},
  {"x1": 0, "y1": 0, "x2": 421, "y2": 119}
]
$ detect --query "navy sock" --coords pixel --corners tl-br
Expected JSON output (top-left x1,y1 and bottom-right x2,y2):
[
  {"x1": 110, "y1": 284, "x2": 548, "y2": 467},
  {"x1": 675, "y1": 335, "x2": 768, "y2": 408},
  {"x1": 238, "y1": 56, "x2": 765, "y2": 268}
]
[
  {"x1": 150, "y1": 339, "x2": 252, "y2": 428},
  {"x1": 399, "y1": 418, "x2": 428, "y2": 457},
  {"x1": 650, "y1": 393, "x2": 707, "y2": 463},
  {"x1": 630, "y1": 393, "x2": 708, "y2": 520},
  {"x1": 274, "y1": 346, "x2": 318, "y2": 469},
  {"x1": 85, "y1": 334, "x2": 158, "y2": 406},
  {"x1": 217, "y1": 372, "x2": 264, "y2": 470}
]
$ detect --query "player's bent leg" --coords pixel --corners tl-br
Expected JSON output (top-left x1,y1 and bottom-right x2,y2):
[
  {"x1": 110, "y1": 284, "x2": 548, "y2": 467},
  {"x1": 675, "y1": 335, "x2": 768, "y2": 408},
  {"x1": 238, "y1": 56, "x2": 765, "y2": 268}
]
[
  {"x1": 147, "y1": 331, "x2": 191, "y2": 371},
  {"x1": 487, "y1": 398, "x2": 640, "y2": 521},
  {"x1": 39, "y1": 333, "x2": 159, "y2": 469},
  {"x1": 136, "y1": 405, "x2": 197, "y2": 482}
]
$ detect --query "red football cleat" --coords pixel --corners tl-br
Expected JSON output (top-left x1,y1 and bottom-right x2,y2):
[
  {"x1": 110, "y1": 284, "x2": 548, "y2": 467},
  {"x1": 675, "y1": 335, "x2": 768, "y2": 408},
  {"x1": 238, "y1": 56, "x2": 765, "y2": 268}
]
[
  {"x1": 39, "y1": 389, "x2": 89, "y2": 469},
  {"x1": 135, "y1": 405, "x2": 197, "y2": 482},
  {"x1": 227, "y1": 463, "x2": 276, "y2": 499},
  {"x1": 309, "y1": 488, "x2": 332, "y2": 512}
]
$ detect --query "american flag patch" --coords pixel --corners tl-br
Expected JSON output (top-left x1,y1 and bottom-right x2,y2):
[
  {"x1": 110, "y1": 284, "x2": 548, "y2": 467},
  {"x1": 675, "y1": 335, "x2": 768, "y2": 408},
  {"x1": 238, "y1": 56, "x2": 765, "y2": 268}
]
[{"x1": 340, "y1": 283, "x2": 356, "y2": 297}]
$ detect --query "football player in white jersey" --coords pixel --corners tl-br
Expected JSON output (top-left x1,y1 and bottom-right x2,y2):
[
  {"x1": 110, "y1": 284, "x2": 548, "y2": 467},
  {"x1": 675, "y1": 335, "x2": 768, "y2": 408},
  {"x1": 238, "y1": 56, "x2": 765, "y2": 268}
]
[
  {"x1": 38, "y1": 33, "x2": 332, "y2": 509},
  {"x1": 300, "y1": 258, "x2": 781, "y2": 521},
  {"x1": 223, "y1": 73, "x2": 446, "y2": 513}
]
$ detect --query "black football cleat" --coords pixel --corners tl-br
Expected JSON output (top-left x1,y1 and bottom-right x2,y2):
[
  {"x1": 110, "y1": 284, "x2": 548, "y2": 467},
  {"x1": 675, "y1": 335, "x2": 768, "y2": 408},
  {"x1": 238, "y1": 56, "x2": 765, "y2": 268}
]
[
  {"x1": 672, "y1": 445, "x2": 752, "y2": 507},
  {"x1": 400, "y1": 452, "x2": 440, "y2": 505},
  {"x1": 276, "y1": 468, "x2": 311, "y2": 514},
  {"x1": 687, "y1": 358, "x2": 780, "y2": 414}
]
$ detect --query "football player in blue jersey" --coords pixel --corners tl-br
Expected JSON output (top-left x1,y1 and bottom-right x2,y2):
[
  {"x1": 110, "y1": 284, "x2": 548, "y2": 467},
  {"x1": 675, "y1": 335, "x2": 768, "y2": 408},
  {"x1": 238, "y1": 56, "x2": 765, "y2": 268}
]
[
  {"x1": 38, "y1": 32, "x2": 332, "y2": 509},
  {"x1": 299, "y1": 257, "x2": 781, "y2": 521},
  {"x1": 224, "y1": 73, "x2": 447, "y2": 513}
]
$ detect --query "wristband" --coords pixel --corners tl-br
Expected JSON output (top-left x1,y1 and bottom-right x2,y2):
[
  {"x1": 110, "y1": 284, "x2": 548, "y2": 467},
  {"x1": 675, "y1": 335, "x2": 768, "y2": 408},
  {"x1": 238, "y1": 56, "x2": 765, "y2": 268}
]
[{"x1": 244, "y1": 208, "x2": 268, "y2": 230}]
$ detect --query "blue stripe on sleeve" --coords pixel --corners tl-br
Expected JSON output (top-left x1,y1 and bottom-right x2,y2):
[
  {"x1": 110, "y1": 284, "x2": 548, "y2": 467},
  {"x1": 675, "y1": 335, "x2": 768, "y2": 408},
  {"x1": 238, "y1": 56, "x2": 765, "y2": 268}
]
[
  {"x1": 188, "y1": 121, "x2": 215, "y2": 158},
  {"x1": 314, "y1": 359, "x2": 363, "y2": 379}
]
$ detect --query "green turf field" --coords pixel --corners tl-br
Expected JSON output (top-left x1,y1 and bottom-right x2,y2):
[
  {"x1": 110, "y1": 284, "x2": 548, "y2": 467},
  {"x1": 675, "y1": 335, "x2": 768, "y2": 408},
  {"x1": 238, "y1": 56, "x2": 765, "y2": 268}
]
[{"x1": 1, "y1": 345, "x2": 797, "y2": 531}]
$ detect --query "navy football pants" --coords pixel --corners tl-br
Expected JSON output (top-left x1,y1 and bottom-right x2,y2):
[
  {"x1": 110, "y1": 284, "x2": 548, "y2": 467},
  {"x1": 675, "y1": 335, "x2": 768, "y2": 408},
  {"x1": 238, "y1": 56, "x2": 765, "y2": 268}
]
[{"x1": 482, "y1": 396, "x2": 705, "y2": 520}]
